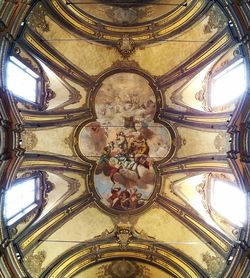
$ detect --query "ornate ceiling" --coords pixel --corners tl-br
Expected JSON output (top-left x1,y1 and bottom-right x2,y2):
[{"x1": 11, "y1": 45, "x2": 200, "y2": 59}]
[{"x1": 0, "y1": 0, "x2": 250, "y2": 277}]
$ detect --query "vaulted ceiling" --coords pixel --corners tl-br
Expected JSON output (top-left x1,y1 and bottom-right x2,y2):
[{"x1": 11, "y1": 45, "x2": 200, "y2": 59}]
[{"x1": 0, "y1": 1, "x2": 250, "y2": 278}]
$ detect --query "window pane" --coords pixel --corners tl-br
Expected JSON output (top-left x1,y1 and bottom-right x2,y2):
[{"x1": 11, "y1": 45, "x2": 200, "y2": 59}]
[
  {"x1": 8, "y1": 204, "x2": 37, "y2": 226},
  {"x1": 211, "y1": 180, "x2": 247, "y2": 227},
  {"x1": 5, "y1": 179, "x2": 36, "y2": 225},
  {"x1": 211, "y1": 59, "x2": 247, "y2": 107},
  {"x1": 6, "y1": 57, "x2": 38, "y2": 102}
]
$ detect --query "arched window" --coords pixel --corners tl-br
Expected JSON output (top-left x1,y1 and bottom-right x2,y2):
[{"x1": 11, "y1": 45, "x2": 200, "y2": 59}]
[
  {"x1": 210, "y1": 58, "x2": 247, "y2": 108},
  {"x1": 172, "y1": 173, "x2": 247, "y2": 231},
  {"x1": 210, "y1": 179, "x2": 247, "y2": 227},
  {"x1": 4, "y1": 177, "x2": 38, "y2": 226},
  {"x1": 6, "y1": 56, "x2": 39, "y2": 103}
]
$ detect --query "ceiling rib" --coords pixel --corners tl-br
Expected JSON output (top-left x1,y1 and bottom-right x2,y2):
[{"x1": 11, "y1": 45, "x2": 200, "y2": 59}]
[
  {"x1": 16, "y1": 193, "x2": 94, "y2": 255},
  {"x1": 156, "y1": 194, "x2": 233, "y2": 256}
]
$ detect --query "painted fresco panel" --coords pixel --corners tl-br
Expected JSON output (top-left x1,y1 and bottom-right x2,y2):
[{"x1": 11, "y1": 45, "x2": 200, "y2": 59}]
[{"x1": 79, "y1": 73, "x2": 172, "y2": 212}]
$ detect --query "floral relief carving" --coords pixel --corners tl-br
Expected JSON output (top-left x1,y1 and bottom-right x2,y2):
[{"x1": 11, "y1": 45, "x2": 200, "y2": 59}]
[
  {"x1": 214, "y1": 132, "x2": 230, "y2": 153},
  {"x1": 202, "y1": 252, "x2": 225, "y2": 278},
  {"x1": 22, "y1": 130, "x2": 38, "y2": 151},
  {"x1": 203, "y1": 6, "x2": 227, "y2": 34},
  {"x1": 195, "y1": 71, "x2": 211, "y2": 112},
  {"x1": 27, "y1": 3, "x2": 49, "y2": 33},
  {"x1": 64, "y1": 133, "x2": 73, "y2": 147},
  {"x1": 24, "y1": 250, "x2": 47, "y2": 278}
]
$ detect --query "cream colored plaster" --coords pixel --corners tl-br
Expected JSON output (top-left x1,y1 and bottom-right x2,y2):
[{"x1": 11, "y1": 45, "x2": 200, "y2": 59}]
[
  {"x1": 40, "y1": 62, "x2": 88, "y2": 110},
  {"x1": 35, "y1": 172, "x2": 86, "y2": 223},
  {"x1": 15, "y1": 222, "x2": 28, "y2": 237},
  {"x1": 174, "y1": 174, "x2": 205, "y2": 208},
  {"x1": 176, "y1": 127, "x2": 226, "y2": 158},
  {"x1": 17, "y1": 102, "x2": 29, "y2": 110},
  {"x1": 64, "y1": 79, "x2": 88, "y2": 110},
  {"x1": 173, "y1": 174, "x2": 218, "y2": 229},
  {"x1": 32, "y1": 206, "x2": 114, "y2": 270},
  {"x1": 161, "y1": 174, "x2": 187, "y2": 206},
  {"x1": 61, "y1": 173, "x2": 86, "y2": 205},
  {"x1": 40, "y1": 62, "x2": 71, "y2": 110},
  {"x1": 177, "y1": 62, "x2": 216, "y2": 111},
  {"x1": 41, "y1": 17, "x2": 120, "y2": 76},
  {"x1": 129, "y1": 16, "x2": 218, "y2": 76},
  {"x1": 163, "y1": 77, "x2": 189, "y2": 112},
  {"x1": 30, "y1": 126, "x2": 74, "y2": 156},
  {"x1": 135, "y1": 207, "x2": 225, "y2": 270},
  {"x1": 38, "y1": 172, "x2": 68, "y2": 219}
]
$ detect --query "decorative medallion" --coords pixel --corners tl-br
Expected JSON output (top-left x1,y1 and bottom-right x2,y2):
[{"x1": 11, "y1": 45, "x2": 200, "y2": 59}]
[
  {"x1": 97, "y1": 259, "x2": 151, "y2": 278},
  {"x1": 76, "y1": 72, "x2": 176, "y2": 214},
  {"x1": 116, "y1": 35, "x2": 135, "y2": 58}
]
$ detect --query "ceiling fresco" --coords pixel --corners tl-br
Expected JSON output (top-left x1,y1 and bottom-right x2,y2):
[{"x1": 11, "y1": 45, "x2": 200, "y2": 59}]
[
  {"x1": 0, "y1": 1, "x2": 249, "y2": 278},
  {"x1": 74, "y1": 259, "x2": 174, "y2": 278},
  {"x1": 77, "y1": 72, "x2": 175, "y2": 212},
  {"x1": 68, "y1": 0, "x2": 185, "y2": 25}
]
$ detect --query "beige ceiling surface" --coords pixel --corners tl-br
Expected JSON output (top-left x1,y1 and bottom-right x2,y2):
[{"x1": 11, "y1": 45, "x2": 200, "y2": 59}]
[{"x1": 1, "y1": 1, "x2": 248, "y2": 278}]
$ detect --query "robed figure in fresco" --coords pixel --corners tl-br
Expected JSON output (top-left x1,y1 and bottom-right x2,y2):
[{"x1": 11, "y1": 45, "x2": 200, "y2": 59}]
[
  {"x1": 79, "y1": 73, "x2": 171, "y2": 212},
  {"x1": 96, "y1": 126, "x2": 151, "y2": 210}
]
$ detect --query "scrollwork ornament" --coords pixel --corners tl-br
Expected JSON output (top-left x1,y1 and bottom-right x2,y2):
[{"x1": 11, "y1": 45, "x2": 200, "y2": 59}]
[
  {"x1": 195, "y1": 71, "x2": 212, "y2": 112},
  {"x1": 116, "y1": 222, "x2": 132, "y2": 249},
  {"x1": 116, "y1": 35, "x2": 136, "y2": 58}
]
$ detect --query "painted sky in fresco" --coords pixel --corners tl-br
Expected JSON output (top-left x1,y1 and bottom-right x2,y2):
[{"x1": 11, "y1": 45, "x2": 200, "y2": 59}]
[{"x1": 79, "y1": 73, "x2": 171, "y2": 211}]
